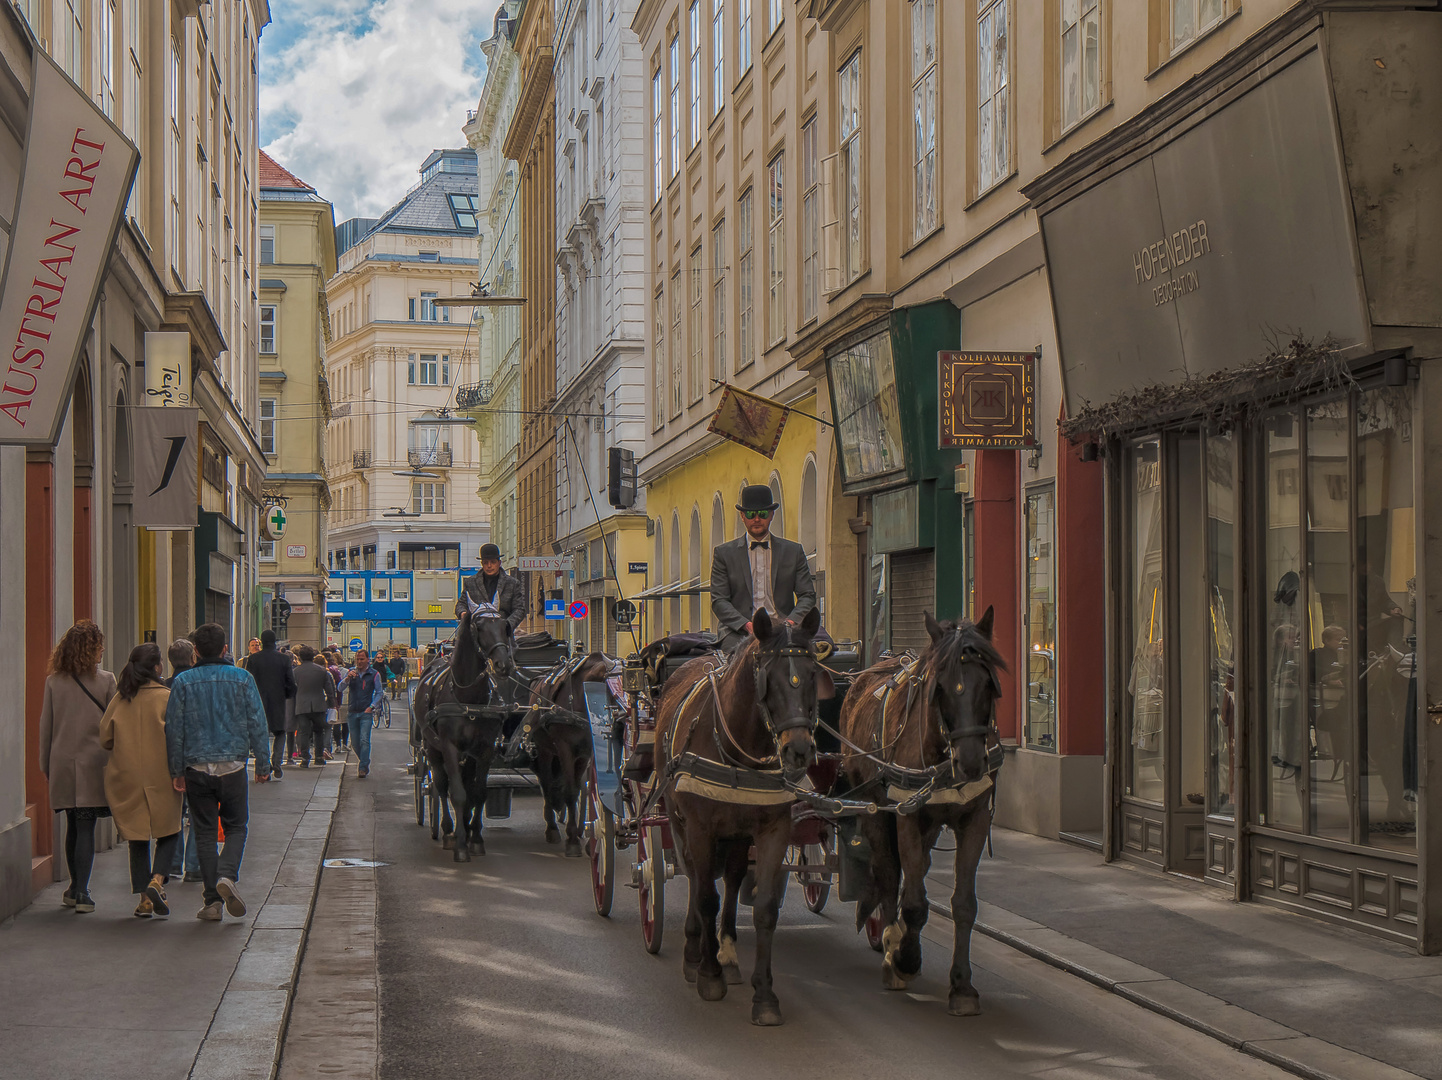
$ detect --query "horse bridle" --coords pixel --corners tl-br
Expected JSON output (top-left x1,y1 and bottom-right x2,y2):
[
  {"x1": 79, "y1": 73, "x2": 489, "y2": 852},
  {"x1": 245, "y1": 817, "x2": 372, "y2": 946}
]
[
  {"x1": 936, "y1": 647, "x2": 1000, "y2": 743},
  {"x1": 752, "y1": 626, "x2": 821, "y2": 738}
]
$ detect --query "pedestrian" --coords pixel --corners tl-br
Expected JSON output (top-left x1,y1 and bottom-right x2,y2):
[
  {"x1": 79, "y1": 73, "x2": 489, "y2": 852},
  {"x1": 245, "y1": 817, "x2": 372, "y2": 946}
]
[
  {"x1": 293, "y1": 646, "x2": 337, "y2": 768},
  {"x1": 340, "y1": 649, "x2": 384, "y2": 779},
  {"x1": 165, "y1": 622, "x2": 272, "y2": 921},
  {"x1": 165, "y1": 638, "x2": 203, "y2": 883},
  {"x1": 326, "y1": 651, "x2": 350, "y2": 751},
  {"x1": 38, "y1": 619, "x2": 116, "y2": 914},
  {"x1": 246, "y1": 629, "x2": 296, "y2": 779},
  {"x1": 99, "y1": 643, "x2": 183, "y2": 919},
  {"x1": 240, "y1": 638, "x2": 261, "y2": 671}
]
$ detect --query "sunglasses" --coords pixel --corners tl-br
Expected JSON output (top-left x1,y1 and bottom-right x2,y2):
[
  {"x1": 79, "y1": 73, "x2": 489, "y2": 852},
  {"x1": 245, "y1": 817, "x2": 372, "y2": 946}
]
[{"x1": 743, "y1": 510, "x2": 771, "y2": 520}]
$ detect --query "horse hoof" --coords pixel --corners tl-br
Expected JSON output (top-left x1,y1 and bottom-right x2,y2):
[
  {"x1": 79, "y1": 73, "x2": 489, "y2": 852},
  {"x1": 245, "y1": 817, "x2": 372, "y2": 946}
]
[
  {"x1": 564, "y1": 840, "x2": 583, "y2": 858},
  {"x1": 453, "y1": 848, "x2": 470, "y2": 863},
  {"x1": 545, "y1": 827, "x2": 561, "y2": 844},
  {"x1": 881, "y1": 959, "x2": 910, "y2": 991},
  {"x1": 441, "y1": 835, "x2": 454, "y2": 850},
  {"x1": 469, "y1": 839, "x2": 485, "y2": 856},
  {"x1": 697, "y1": 973, "x2": 727, "y2": 1002},
  {"x1": 948, "y1": 994, "x2": 982, "y2": 1017},
  {"x1": 750, "y1": 1002, "x2": 784, "y2": 1027},
  {"x1": 683, "y1": 960, "x2": 699, "y2": 984},
  {"x1": 722, "y1": 962, "x2": 744, "y2": 986}
]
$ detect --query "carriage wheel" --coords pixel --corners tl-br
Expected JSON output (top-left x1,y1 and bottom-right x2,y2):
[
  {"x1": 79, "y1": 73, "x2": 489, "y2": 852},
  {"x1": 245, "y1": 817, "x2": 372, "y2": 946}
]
[
  {"x1": 797, "y1": 843, "x2": 831, "y2": 914},
  {"x1": 586, "y1": 767, "x2": 615, "y2": 917},
  {"x1": 413, "y1": 754, "x2": 426, "y2": 827},
  {"x1": 864, "y1": 908, "x2": 885, "y2": 952},
  {"x1": 637, "y1": 824, "x2": 665, "y2": 954}
]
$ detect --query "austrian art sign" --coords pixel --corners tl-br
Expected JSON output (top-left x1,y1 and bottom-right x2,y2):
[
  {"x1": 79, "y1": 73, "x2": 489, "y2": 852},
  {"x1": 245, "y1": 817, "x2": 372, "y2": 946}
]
[
  {"x1": 0, "y1": 50, "x2": 139, "y2": 446},
  {"x1": 938, "y1": 351, "x2": 1037, "y2": 449}
]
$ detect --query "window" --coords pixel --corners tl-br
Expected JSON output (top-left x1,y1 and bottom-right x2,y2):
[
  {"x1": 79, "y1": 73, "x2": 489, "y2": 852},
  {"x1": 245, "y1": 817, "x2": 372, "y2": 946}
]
[
  {"x1": 977, "y1": 0, "x2": 1010, "y2": 194},
  {"x1": 652, "y1": 67, "x2": 664, "y2": 199},
  {"x1": 64, "y1": 0, "x2": 83, "y2": 83},
  {"x1": 122, "y1": 0, "x2": 141, "y2": 144},
  {"x1": 1025, "y1": 487, "x2": 1057, "y2": 751},
  {"x1": 414, "y1": 354, "x2": 448, "y2": 386},
  {"x1": 737, "y1": 189, "x2": 754, "y2": 370},
  {"x1": 448, "y1": 192, "x2": 480, "y2": 230},
  {"x1": 259, "y1": 224, "x2": 275, "y2": 264},
  {"x1": 839, "y1": 52, "x2": 863, "y2": 283},
  {"x1": 412, "y1": 482, "x2": 446, "y2": 514},
  {"x1": 712, "y1": 0, "x2": 725, "y2": 115},
  {"x1": 827, "y1": 328, "x2": 906, "y2": 483},
  {"x1": 689, "y1": 245, "x2": 704, "y2": 401},
  {"x1": 912, "y1": 0, "x2": 938, "y2": 238},
  {"x1": 1171, "y1": 0, "x2": 1223, "y2": 53},
  {"x1": 259, "y1": 398, "x2": 277, "y2": 455},
  {"x1": 669, "y1": 33, "x2": 680, "y2": 179},
  {"x1": 420, "y1": 292, "x2": 446, "y2": 322},
  {"x1": 801, "y1": 119, "x2": 818, "y2": 322},
  {"x1": 167, "y1": 37, "x2": 181, "y2": 273},
  {"x1": 1061, "y1": 0, "x2": 1102, "y2": 131},
  {"x1": 767, "y1": 153, "x2": 785, "y2": 345},
  {"x1": 768, "y1": 0, "x2": 782, "y2": 35},
  {"x1": 392, "y1": 576, "x2": 411, "y2": 601},
  {"x1": 346, "y1": 579, "x2": 365, "y2": 602},
  {"x1": 688, "y1": 3, "x2": 701, "y2": 148},
  {"x1": 259, "y1": 539, "x2": 276, "y2": 562},
  {"x1": 711, "y1": 219, "x2": 726, "y2": 380},
  {"x1": 99, "y1": 0, "x2": 116, "y2": 118},
  {"x1": 372, "y1": 578, "x2": 390, "y2": 602},
  {"x1": 259, "y1": 305, "x2": 276, "y2": 353},
  {"x1": 739, "y1": 0, "x2": 753, "y2": 72},
  {"x1": 417, "y1": 250, "x2": 440, "y2": 262},
  {"x1": 670, "y1": 268, "x2": 683, "y2": 417},
  {"x1": 653, "y1": 287, "x2": 666, "y2": 427}
]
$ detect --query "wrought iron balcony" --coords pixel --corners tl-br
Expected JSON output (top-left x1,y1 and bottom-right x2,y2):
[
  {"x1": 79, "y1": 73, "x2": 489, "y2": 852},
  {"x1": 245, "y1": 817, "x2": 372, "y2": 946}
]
[
  {"x1": 352, "y1": 450, "x2": 371, "y2": 469},
  {"x1": 455, "y1": 380, "x2": 493, "y2": 408},
  {"x1": 408, "y1": 447, "x2": 453, "y2": 468}
]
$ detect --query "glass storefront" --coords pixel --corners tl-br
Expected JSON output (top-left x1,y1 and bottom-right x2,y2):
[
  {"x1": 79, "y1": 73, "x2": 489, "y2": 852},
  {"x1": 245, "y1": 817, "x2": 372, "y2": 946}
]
[
  {"x1": 1206, "y1": 432, "x2": 1237, "y2": 819},
  {"x1": 1025, "y1": 486, "x2": 1056, "y2": 751},
  {"x1": 1125, "y1": 439, "x2": 1164, "y2": 804}
]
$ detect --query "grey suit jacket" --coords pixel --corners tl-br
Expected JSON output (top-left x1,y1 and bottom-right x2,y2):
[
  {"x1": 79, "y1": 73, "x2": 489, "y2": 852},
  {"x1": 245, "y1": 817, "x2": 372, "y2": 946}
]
[
  {"x1": 710, "y1": 534, "x2": 817, "y2": 644},
  {"x1": 456, "y1": 569, "x2": 528, "y2": 631},
  {"x1": 293, "y1": 661, "x2": 337, "y2": 715}
]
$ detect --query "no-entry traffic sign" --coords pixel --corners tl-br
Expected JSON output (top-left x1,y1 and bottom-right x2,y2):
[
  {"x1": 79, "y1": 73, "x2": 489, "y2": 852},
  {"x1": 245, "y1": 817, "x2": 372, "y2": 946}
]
[{"x1": 568, "y1": 600, "x2": 589, "y2": 620}]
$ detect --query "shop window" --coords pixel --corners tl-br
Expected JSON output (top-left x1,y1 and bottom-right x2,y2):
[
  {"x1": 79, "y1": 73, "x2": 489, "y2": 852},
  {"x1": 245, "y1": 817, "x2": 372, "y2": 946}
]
[
  {"x1": 1206, "y1": 431, "x2": 1237, "y2": 818},
  {"x1": 1024, "y1": 487, "x2": 1056, "y2": 751},
  {"x1": 827, "y1": 329, "x2": 906, "y2": 485},
  {"x1": 1124, "y1": 438, "x2": 1164, "y2": 803}
]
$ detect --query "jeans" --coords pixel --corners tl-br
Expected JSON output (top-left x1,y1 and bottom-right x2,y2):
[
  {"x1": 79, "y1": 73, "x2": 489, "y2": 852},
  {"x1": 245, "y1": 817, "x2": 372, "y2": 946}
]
[
  {"x1": 63, "y1": 808, "x2": 103, "y2": 894},
  {"x1": 347, "y1": 712, "x2": 372, "y2": 772},
  {"x1": 270, "y1": 731, "x2": 288, "y2": 773},
  {"x1": 169, "y1": 797, "x2": 202, "y2": 877},
  {"x1": 185, "y1": 768, "x2": 249, "y2": 906},
  {"x1": 128, "y1": 834, "x2": 181, "y2": 893},
  {"x1": 296, "y1": 711, "x2": 330, "y2": 764}
]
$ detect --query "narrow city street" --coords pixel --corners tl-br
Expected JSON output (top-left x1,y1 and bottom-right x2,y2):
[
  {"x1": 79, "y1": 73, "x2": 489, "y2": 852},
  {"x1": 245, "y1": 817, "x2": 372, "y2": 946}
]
[{"x1": 288, "y1": 723, "x2": 1291, "y2": 1080}]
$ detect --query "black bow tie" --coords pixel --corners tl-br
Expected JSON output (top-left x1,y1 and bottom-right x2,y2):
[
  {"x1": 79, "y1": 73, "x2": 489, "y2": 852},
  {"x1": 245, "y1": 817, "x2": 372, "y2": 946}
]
[{"x1": 751, "y1": 541, "x2": 769, "y2": 550}]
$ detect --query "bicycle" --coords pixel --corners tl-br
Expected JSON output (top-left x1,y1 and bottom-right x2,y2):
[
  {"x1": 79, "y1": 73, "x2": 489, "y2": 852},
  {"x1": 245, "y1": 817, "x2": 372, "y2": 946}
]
[{"x1": 373, "y1": 695, "x2": 392, "y2": 729}]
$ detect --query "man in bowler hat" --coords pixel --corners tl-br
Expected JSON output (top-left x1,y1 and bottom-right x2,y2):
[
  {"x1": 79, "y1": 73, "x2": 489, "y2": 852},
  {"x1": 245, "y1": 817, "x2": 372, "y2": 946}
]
[
  {"x1": 456, "y1": 543, "x2": 529, "y2": 632},
  {"x1": 710, "y1": 485, "x2": 817, "y2": 653}
]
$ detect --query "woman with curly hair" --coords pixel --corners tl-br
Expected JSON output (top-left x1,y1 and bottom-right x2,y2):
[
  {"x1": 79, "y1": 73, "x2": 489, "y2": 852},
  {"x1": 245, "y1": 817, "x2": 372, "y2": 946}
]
[{"x1": 38, "y1": 619, "x2": 117, "y2": 913}]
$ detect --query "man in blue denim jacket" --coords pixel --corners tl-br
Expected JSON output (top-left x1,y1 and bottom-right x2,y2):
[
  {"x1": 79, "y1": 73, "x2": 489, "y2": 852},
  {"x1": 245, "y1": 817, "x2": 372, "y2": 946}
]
[{"x1": 165, "y1": 623, "x2": 271, "y2": 922}]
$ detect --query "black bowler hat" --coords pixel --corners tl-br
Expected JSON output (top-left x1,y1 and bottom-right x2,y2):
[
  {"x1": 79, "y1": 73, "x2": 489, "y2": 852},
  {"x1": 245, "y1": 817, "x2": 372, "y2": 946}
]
[
  {"x1": 480, "y1": 543, "x2": 502, "y2": 561},
  {"x1": 736, "y1": 485, "x2": 778, "y2": 513}
]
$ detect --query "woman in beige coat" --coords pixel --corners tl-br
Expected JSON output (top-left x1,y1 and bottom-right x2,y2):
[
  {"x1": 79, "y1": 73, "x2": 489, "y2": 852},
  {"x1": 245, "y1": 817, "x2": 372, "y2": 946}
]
[
  {"x1": 100, "y1": 642, "x2": 184, "y2": 918},
  {"x1": 38, "y1": 619, "x2": 117, "y2": 914}
]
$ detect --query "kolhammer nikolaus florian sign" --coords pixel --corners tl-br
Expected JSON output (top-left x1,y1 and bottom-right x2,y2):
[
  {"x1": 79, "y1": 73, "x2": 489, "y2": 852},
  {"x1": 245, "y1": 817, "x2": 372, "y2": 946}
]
[
  {"x1": 938, "y1": 351, "x2": 1037, "y2": 449},
  {"x1": 0, "y1": 49, "x2": 139, "y2": 445}
]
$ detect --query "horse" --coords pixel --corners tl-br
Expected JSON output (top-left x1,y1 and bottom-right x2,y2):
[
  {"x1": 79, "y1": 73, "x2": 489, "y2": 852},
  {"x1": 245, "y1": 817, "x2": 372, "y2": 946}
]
[
  {"x1": 525, "y1": 652, "x2": 614, "y2": 858},
  {"x1": 838, "y1": 608, "x2": 1005, "y2": 1017},
  {"x1": 411, "y1": 611, "x2": 520, "y2": 861},
  {"x1": 655, "y1": 606, "x2": 824, "y2": 1027}
]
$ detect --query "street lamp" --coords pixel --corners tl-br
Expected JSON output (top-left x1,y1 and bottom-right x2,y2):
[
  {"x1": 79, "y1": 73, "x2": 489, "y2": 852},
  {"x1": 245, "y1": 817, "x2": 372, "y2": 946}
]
[{"x1": 431, "y1": 282, "x2": 526, "y2": 308}]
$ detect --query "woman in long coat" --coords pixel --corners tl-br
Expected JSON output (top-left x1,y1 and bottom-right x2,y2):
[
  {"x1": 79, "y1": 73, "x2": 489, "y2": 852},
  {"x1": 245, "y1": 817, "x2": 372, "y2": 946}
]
[
  {"x1": 38, "y1": 620, "x2": 117, "y2": 914},
  {"x1": 100, "y1": 642, "x2": 184, "y2": 918}
]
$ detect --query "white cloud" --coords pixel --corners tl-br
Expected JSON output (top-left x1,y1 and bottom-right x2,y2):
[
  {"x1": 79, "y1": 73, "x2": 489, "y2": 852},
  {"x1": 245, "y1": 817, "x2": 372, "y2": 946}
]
[{"x1": 260, "y1": 0, "x2": 501, "y2": 221}]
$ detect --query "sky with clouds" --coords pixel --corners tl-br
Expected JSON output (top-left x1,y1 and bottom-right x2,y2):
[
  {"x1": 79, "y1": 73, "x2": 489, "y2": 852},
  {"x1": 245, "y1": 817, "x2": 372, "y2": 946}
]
[{"x1": 260, "y1": 0, "x2": 503, "y2": 223}]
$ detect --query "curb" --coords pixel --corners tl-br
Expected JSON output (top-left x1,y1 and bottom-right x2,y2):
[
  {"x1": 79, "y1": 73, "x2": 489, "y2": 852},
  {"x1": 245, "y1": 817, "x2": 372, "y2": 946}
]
[
  {"x1": 927, "y1": 897, "x2": 1421, "y2": 1080},
  {"x1": 187, "y1": 766, "x2": 344, "y2": 1080}
]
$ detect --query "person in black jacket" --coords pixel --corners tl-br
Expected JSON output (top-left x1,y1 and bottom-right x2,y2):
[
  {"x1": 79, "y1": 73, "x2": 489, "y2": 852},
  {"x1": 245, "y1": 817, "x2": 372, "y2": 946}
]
[
  {"x1": 710, "y1": 485, "x2": 817, "y2": 653},
  {"x1": 455, "y1": 543, "x2": 528, "y2": 631},
  {"x1": 246, "y1": 630, "x2": 296, "y2": 779}
]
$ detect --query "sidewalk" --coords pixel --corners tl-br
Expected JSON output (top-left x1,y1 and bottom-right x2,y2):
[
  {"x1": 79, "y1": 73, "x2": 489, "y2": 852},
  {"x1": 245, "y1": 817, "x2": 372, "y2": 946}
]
[
  {"x1": 927, "y1": 828, "x2": 1442, "y2": 1080},
  {"x1": 0, "y1": 758, "x2": 342, "y2": 1080}
]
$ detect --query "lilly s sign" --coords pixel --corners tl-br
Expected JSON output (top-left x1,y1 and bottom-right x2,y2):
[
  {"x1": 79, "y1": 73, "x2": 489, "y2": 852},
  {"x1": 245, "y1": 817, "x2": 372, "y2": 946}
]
[{"x1": 0, "y1": 50, "x2": 139, "y2": 446}]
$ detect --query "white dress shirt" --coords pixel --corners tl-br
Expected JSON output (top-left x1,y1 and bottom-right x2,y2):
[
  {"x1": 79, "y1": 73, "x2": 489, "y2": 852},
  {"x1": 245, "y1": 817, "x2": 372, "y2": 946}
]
[{"x1": 747, "y1": 532, "x2": 777, "y2": 616}]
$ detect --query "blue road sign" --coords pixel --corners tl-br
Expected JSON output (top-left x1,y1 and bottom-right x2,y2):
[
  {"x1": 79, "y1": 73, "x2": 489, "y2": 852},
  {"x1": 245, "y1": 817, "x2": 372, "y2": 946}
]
[
  {"x1": 568, "y1": 600, "x2": 589, "y2": 620},
  {"x1": 544, "y1": 598, "x2": 566, "y2": 620},
  {"x1": 349, "y1": 638, "x2": 364, "y2": 651}
]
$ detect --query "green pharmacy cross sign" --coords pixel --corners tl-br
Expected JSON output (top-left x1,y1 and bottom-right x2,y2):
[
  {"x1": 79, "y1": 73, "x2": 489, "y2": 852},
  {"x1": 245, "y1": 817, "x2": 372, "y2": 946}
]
[{"x1": 264, "y1": 503, "x2": 288, "y2": 541}]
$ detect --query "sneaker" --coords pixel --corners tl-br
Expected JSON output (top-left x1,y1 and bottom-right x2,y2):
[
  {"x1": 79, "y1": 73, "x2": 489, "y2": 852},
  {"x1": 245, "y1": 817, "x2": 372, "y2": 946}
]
[
  {"x1": 271, "y1": 768, "x2": 284, "y2": 780},
  {"x1": 197, "y1": 901, "x2": 223, "y2": 921},
  {"x1": 358, "y1": 767, "x2": 369, "y2": 779},
  {"x1": 183, "y1": 871, "x2": 203, "y2": 883},
  {"x1": 216, "y1": 877, "x2": 246, "y2": 918},
  {"x1": 134, "y1": 895, "x2": 154, "y2": 918},
  {"x1": 146, "y1": 876, "x2": 170, "y2": 917},
  {"x1": 61, "y1": 888, "x2": 76, "y2": 908},
  {"x1": 299, "y1": 760, "x2": 310, "y2": 769},
  {"x1": 74, "y1": 893, "x2": 95, "y2": 914}
]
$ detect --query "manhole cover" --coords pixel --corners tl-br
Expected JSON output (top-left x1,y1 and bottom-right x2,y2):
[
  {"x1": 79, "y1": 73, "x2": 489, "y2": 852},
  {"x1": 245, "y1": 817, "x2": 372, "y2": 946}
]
[{"x1": 322, "y1": 858, "x2": 388, "y2": 868}]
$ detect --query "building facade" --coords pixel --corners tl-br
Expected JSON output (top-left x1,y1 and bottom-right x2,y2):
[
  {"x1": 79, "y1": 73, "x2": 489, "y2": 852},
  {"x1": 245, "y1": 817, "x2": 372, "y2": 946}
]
[
  {"x1": 552, "y1": 0, "x2": 651, "y2": 655},
  {"x1": 257, "y1": 151, "x2": 337, "y2": 647},
  {"x1": 322, "y1": 148, "x2": 491, "y2": 653},
  {"x1": 0, "y1": 0, "x2": 269, "y2": 920},
  {"x1": 505, "y1": 0, "x2": 559, "y2": 632}
]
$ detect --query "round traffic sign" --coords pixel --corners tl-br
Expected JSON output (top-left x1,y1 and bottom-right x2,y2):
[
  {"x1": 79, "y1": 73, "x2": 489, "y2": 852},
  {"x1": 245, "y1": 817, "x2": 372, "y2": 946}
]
[
  {"x1": 614, "y1": 599, "x2": 637, "y2": 627},
  {"x1": 568, "y1": 600, "x2": 589, "y2": 620},
  {"x1": 349, "y1": 638, "x2": 364, "y2": 651}
]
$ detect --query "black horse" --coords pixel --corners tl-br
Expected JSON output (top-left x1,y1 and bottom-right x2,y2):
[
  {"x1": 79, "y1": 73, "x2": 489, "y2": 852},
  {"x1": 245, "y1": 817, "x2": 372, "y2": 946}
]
[
  {"x1": 526, "y1": 652, "x2": 613, "y2": 858},
  {"x1": 412, "y1": 612, "x2": 520, "y2": 862}
]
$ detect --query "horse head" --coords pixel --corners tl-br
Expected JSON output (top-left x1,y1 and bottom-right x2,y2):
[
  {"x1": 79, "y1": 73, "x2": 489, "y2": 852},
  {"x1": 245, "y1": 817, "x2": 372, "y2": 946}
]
[
  {"x1": 750, "y1": 606, "x2": 824, "y2": 782},
  {"x1": 923, "y1": 607, "x2": 1005, "y2": 782},
  {"x1": 453, "y1": 610, "x2": 519, "y2": 705}
]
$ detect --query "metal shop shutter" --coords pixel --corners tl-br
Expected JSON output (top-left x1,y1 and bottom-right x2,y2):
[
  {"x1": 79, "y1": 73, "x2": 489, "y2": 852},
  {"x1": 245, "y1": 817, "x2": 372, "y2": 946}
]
[{"x1": 889, "y1": 551, "x2": 935, "y2": 653}]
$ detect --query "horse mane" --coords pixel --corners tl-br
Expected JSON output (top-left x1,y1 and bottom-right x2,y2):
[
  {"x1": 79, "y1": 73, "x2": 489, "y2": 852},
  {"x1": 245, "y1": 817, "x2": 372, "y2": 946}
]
[{"x1": 921, "y1": 618, "x2": 1007, "y2": 678}]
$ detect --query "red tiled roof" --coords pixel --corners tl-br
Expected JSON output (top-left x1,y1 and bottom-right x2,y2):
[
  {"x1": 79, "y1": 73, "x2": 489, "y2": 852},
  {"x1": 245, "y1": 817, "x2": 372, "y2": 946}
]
[{"x1": 259, "y1": 149, "x2": 314, "y2": 191}]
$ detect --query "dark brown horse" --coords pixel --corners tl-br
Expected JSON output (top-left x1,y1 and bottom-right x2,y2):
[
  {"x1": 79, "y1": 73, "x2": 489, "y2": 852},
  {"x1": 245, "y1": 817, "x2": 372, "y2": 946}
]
[
  {"x1": 839, "y1": 609, "x2": 1004, "y2": 1016},
  {"x1": 655, "y1": 606, "x2": 823, "y2": 1026},
  {"x1": 411, "y1": 612, "x2": 518, "y2": 861},
  {"x1": 525, "y1": 652, "x2": 613, "y2": 858}
]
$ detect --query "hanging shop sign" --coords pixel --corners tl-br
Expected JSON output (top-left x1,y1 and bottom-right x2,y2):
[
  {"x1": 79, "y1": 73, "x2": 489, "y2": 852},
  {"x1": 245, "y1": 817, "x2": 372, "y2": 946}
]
[
  {"x1": 143, "y1": 332, "x2": 191, "y2": 407},
  {"x1": 0, "y1": 50, "x2": 139, "y2": 446},
  {"x1": 519, "y1": 555, "x2": 572, "y2": 573},
  {"x1": 707, "y1": 384, "x2": 789, "y2": 458},
  {"x1": 132, "y1": 406, "x2": 199, "y2": 528},
  {"x1": 938, "y1": 351, "x2": 1036, "y2": 449},
  {"x1": 262, "y1": 503, "x2": 288, "y2": 541}
]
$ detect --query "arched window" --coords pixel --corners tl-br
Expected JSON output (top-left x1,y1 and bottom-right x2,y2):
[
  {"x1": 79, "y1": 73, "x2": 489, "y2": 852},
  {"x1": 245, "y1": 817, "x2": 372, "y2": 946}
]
[
  {"x1": 736, "y1": 479, "x2": 750, "y2": 537},
  {"x1": 711, "y1": 493, "x2": 726, "y2": 552},
  {"x1": 653, "y1": 518, "x2": 664, "y2": 634},
  {"x1": 800, "y1": 457, "x2": 818, "y2": 557},
  {"x1": 768, "y1": 472, "x2": 785, "y2": 539},
  {"x1": 669, "y1": 511, "x2": 682, "y2": 636},
  {"x1": 688, "y1": 507, "x2": 702, "y2": 630}
]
